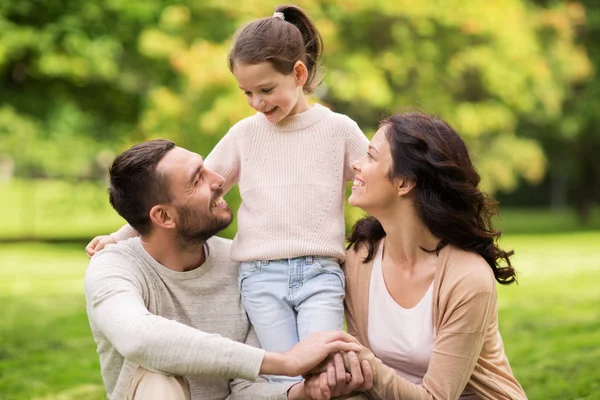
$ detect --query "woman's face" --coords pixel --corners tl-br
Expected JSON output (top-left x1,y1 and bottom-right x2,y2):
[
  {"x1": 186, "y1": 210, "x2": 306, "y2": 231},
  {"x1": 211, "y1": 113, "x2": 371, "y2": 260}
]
[{"x1": 349, "y1": 126, "x2": 399, "y2": 214}]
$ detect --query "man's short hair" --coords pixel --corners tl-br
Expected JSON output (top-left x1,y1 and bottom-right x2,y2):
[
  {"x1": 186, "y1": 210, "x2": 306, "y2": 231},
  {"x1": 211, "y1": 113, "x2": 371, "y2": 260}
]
[{"x1": 108, "y1": 139, "x2": 176, "y2": 235}]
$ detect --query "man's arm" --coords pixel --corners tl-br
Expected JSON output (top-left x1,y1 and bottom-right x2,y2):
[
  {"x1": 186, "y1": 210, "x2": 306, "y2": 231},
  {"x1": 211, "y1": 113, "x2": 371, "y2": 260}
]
[
  {"x1": 228, "y1": 326, "x2": 298, "y2": 400},
  {"x1": 86, "y1": 255, "x2": 265, "y2": 381},
  {"x1": 86, "y1": 254, "x2": 362, "y2": 382}
]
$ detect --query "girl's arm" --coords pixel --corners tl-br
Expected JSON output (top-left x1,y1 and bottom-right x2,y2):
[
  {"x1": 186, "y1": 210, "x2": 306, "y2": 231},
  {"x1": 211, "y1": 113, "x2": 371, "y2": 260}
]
[
  {"x1": 204, "y1": 128, "x2": 241, "y2": 195},
  {"x1": 344, "y1": 121, "x2": 370, "y2": 182}
]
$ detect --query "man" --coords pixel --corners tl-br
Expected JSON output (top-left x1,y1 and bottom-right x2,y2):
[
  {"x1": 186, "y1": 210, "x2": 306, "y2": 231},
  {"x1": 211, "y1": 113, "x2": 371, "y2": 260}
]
[{"x1": 85, "y1": 139, "x2": 369, "y2": 399}]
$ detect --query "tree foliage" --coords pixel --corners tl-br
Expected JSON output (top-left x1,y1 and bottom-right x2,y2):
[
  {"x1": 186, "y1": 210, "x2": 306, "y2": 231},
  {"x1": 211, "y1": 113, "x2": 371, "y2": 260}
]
[{"x1": 0, "y1": 0, "x2": 595, "y2": 210}]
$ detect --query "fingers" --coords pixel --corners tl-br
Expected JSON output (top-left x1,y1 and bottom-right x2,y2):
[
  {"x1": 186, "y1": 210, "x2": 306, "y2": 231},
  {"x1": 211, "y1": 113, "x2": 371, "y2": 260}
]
[
  {"x1": 319, "y1": 372, "x2": 331, "y2": 400},
  {"x1": 334, "y1": 353, "x2": 347, "y2": 386},
  {"x1": 326, "y1": 361, "x2": 336, "y2": 392},
  {"x1": 346, "y1": 351, "x2": 365, "y2": 390},
  {"x1": 321, "y1": 330, "x2": 360, "y2": 344},
  {"x1": 360, "y1": 359, "x2": 374, "y2": 391},
  {"x1": 85, "y1": 238, "x2": 99, "y2": 258},
  {"x1": 326, "y1": 340, "x2": 362, "y2": 354}
]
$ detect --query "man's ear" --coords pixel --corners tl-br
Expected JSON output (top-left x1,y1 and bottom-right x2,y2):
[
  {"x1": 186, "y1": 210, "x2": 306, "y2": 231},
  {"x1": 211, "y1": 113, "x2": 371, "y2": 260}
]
[
  {"x1": 149, "y1": 204, "x2": 176, "y2": 229},
  {"x1": 397, "y1": 177, "x2": 417, "y2": 197},
  {"x1": 293, "y1": 61, "x2": 308, "y2": 87}
]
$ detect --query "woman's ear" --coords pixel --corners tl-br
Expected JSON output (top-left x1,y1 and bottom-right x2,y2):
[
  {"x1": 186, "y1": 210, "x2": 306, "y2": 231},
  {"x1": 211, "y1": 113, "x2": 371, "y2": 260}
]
[
  {"x1": 397, "y1": 177, "x2": 416, "y2": 197},
  {"x1": 293, "y1": 61, "x2": 308, "y2": 87},
  {"x1": 149, "y1": 205, "x2": 176, "y2": 230}
]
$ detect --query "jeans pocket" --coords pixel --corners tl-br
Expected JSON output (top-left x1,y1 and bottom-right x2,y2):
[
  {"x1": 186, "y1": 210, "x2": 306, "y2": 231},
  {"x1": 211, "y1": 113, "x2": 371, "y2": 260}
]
[
  {"x1": 239, "y1": 262, "x2": 263, "y2": 291},
  {"x1": 314, "y1": 257, "x2": 345, "y2": 289}
]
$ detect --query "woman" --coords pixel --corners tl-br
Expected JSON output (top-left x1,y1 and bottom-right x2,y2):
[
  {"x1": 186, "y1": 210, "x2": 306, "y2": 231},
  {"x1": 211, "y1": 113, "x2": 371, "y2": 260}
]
[{"x1": 306, "y1": 112, "x2": 526, "y2": 399}]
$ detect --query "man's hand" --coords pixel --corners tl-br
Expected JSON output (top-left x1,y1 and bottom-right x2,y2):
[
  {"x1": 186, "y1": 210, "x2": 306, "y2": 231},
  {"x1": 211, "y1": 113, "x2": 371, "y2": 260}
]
[
  {"x1": 304, "y1": 352, "x2": 373, "y2": 400},
  {"x1": 85, "y1": 235, "x2": 116, "y2": 258},
  {"x1": 261, "y1": 331, "x2": 362, "y2": 377}
]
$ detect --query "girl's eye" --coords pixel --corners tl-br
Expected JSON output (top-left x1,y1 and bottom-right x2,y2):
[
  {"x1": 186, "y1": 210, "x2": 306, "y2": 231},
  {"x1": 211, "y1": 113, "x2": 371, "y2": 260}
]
[
  {"x1": 366, "y1": 152, "x2": 374, "y2": 160},
  {"x1": 244, "y1": 91, "x2": 252, "y2": 96},
  {"x1": 262, "y1": 88, "x2": 273, "y2": 94}
]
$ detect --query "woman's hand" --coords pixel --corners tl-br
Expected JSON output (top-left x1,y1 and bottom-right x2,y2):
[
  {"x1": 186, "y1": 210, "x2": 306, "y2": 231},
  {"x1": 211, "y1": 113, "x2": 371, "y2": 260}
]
[{"x1": 304, "y1": 351, "x2": 373, "y2": 400}]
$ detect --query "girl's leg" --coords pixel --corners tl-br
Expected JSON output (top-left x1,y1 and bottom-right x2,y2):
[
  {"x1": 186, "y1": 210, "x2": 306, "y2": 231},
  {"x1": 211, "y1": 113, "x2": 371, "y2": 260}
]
[
  {"x1": 294, "y1": 256, "x2": 345, "y2": 341},
  {"x1": 239, "y1": 260, "x2": 301, "y2": 382}
]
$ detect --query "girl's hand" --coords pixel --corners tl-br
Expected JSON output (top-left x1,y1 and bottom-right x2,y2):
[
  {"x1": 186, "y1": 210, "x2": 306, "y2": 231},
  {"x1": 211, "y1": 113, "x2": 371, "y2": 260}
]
[{"x1": 85, "y1": 235, "x2": 116, "y2": 258}]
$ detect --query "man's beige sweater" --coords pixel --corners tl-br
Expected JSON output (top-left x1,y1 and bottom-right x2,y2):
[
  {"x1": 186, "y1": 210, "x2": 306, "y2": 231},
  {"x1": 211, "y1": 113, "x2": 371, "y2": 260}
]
[{"x1": 85, "y1": 236, "x2": 292, "y2": 399}]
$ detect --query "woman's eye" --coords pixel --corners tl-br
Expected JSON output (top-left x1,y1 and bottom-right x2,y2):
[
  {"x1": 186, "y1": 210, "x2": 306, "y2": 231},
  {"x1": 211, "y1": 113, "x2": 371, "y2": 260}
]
[{"x1": 367, "y1": 152, "x2": 374, "y2": 160}]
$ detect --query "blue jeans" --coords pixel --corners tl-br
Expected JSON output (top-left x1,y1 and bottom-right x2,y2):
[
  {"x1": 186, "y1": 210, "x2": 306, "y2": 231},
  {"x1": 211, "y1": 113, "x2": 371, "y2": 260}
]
[{"x1": 239, "y1": 256, "x2": 345, "y2": 382}]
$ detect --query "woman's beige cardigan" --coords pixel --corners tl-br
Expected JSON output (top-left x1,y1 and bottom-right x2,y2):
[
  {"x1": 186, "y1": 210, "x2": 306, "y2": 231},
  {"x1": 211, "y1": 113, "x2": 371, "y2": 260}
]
[{"x1": 344, "y1": 241, "x2": 527, "y2": 400}]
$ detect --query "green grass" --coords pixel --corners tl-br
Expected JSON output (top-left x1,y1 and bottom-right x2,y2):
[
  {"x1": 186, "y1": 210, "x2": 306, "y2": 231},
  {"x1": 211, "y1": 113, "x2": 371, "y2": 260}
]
[
  {"x1": 0, "y1": 179, "x2": 125, "y2": 241},
  {"x1": 1, "y1": 232, "x2": 599, "y2": 399},
  {"x1": 0, "y1": 243, "x2": 105, "y2": 400},
  {"x1": 2, "y1": 180, "x2": 599, "y2": 398},
  {"x1": 497, "y1": 233, "x2": 600, "y2": 399}
]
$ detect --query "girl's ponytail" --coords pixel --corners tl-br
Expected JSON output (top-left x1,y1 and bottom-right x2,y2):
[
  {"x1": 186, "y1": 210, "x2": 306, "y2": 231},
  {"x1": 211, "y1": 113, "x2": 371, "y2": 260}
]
[{"x1": 275, "y1": 5, "x2": 323, "y2": 92}]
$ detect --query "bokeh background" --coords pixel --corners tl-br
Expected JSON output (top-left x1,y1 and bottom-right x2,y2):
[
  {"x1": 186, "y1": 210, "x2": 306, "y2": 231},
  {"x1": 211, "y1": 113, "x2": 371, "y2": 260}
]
[{"x1": 1, "y1": 0, "x2": 599, "y2": 399}]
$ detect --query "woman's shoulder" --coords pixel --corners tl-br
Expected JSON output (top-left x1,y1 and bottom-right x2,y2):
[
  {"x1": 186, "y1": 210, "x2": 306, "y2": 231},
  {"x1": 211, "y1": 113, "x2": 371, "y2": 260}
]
[
  {"x1": 439, "y1": 245, "x2": 496, "y2": 294},
  {"x1": 343, "y1": 240, "x2": 379, "y2": 273}
]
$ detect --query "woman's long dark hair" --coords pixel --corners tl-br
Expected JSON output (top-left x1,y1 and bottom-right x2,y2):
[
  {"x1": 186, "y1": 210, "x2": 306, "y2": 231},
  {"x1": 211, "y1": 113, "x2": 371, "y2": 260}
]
[{"x1": 347, "y1": 112, "x2": 517, "y2": 285}]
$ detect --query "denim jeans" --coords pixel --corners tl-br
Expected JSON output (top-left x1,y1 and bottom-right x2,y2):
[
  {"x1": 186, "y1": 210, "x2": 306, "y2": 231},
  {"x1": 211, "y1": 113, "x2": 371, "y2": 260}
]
[{"x1": 239, "y1": 256, "x2": 345, "y2": 382}]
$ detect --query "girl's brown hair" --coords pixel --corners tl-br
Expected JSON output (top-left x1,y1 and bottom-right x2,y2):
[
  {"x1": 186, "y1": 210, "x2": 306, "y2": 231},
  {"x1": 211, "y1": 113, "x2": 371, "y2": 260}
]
[
  {"x1": 347, "y1": 112, "x2": 517, "y2": 285},
  {"x1": 228, "y1": 5, "x2": 323, "y2": 94}
]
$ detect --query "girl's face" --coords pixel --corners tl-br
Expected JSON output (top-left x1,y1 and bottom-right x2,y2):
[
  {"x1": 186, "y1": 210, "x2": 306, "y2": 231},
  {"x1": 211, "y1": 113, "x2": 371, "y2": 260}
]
[
  {"x1": 232, "y1": 61, "x2": 309, "y2": 124},
  {"x1": 349, "y1": 126, "x2": 399, "y2": 214}
]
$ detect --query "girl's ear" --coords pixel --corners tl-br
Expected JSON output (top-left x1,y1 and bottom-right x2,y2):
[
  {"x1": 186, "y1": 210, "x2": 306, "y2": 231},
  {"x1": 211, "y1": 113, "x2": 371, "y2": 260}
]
[
  {"x1": 293, "y1": 61, "x2": 308, "y2": 87},
  {"x1": 149, "y1": 204, "x2": 176, "y2": 230}
]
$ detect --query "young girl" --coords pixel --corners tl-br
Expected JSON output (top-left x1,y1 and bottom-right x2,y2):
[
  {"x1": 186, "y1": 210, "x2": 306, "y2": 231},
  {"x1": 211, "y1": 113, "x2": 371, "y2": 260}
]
[{"x1": 87, "y1": 5, "x2": 368, "y2": 381}]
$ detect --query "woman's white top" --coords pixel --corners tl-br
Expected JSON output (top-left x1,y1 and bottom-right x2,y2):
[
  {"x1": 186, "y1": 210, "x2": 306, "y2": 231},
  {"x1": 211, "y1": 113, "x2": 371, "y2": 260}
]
[{"x1": 367, "y1": 241, "x2": 435, "y2": 385}]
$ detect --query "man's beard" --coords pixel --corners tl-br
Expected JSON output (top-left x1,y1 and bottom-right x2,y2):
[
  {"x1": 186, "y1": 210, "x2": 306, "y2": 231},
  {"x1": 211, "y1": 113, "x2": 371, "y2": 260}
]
[{"x1": 175, "y1": 191, "x2": 233, "y2": 250}]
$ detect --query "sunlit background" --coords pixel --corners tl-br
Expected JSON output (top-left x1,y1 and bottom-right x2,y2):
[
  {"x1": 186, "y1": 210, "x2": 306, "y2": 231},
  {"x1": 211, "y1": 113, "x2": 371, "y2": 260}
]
[{"x1": 1, "y1": 1, "x2": 599, "y2": 399}]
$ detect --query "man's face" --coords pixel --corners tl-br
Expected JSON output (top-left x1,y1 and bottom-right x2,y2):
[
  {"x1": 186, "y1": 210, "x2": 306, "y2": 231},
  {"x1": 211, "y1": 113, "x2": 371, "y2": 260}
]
[{"x1": 157, "y1": 147, "x2": 233, "y2": 245}]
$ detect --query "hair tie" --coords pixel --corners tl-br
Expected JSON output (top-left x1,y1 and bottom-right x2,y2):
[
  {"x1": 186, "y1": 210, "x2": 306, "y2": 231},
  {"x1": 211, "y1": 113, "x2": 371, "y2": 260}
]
[{"x1": 272, "y1": 11, "x2": 285, "y2": 20}]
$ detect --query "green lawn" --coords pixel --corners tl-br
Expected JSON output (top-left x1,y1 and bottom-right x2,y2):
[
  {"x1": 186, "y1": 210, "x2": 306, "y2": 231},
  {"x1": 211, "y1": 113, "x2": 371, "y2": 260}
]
[
  {"x1": 1, "y1": 232, "x2": 599, "y2": 399},
  {"x1": 1, "y1": 179, "x2": 599, "y2": 398}
]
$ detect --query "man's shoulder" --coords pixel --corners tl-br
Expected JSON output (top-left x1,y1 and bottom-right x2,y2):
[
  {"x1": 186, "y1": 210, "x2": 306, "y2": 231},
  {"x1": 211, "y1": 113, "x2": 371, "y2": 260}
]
[
  {"x1": 87, "y1": 239, "x2": 146, "y2": 277},
  {"x1": 206, "y1": 236, "x2": 234, "y2": 260}
]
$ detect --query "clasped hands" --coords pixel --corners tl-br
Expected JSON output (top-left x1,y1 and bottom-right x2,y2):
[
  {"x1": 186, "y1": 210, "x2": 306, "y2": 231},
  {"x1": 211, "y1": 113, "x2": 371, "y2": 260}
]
[{"x1": 302, "y1": 351, "x2": 373, "y2": 400}]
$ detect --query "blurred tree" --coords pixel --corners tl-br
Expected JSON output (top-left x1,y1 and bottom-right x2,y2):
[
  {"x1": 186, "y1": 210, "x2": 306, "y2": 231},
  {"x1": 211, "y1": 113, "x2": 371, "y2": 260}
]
[{"x1": 0, "y1": 0, "x2": 593, "y2": 215}]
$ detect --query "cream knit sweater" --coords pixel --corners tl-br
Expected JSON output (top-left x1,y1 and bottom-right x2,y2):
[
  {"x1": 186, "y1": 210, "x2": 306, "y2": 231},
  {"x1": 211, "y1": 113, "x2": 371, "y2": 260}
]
[{"x1": 205, "y1": 103, "x2": 368, "y2": 262}]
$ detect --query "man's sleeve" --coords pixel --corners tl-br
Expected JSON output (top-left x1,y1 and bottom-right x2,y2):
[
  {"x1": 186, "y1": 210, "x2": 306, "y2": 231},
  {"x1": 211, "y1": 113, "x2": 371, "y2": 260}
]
[
  {"x1": 85, "y1": 253, "x2": 265, "y2": 381},
  {"x1": 228, "y1": 325, "x2": 294, "y2": 399}
]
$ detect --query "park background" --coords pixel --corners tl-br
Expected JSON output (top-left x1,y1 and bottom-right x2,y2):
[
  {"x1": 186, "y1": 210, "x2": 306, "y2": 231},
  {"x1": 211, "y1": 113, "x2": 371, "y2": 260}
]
[{"x1": 1, "y1": 0, "x2": 599, "y2": 399}]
